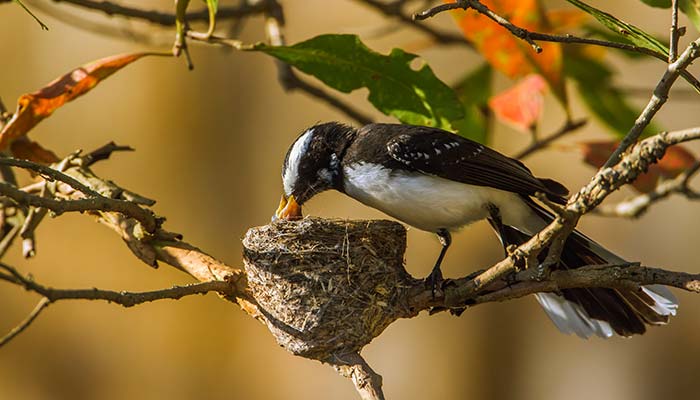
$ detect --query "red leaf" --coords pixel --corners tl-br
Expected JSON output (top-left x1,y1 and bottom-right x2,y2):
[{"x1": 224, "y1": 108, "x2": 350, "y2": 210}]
[
  {"x1": 579, "y1": 141, "x2": 696, "y2": 193},
  {"x1": 0, "y1": 52, "x2": 165, "y2": 150},
  {"x1": 488, "y1": 74, "x2": 547, "y2": 132}
]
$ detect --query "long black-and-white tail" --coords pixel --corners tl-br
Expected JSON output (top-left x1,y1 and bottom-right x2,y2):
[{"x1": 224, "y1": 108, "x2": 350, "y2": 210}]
[{"x1": 491, "y1": 200, "x2": 678, "y2": 338}]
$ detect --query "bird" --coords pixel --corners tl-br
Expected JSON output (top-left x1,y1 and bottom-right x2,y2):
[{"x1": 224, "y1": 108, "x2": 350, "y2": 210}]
[{"x1": 275, "y1": 121, "x2": 678, "y2": 338}]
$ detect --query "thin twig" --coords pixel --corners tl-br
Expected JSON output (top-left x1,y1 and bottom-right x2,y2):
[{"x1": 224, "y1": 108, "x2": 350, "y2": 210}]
[
  {"x1": 412, "y1": 1, "x2": 700, "y2": 92},
  {"x1": 670, "y1": 0, "x2": 680, "y2": 62},
  {"x1": 0, "y1": 157, "x2": 101, "y2": 198},
  {"x1": 82, "y1": 141, "x2": 134, "y2": 167},
  {"x1": 356, "y1": 0, "x2": 471, "y2": 47},
  {"x1": 0, "y1": 181, "x2": 157, "y2": 232},
  {"x1": 603, "y1": 39, "x2": 700, "y2": 168},
  {"x1": 0, "y1": 261, "x2": 236, "y2": 306},
  {"x1": 49, "y1": 0, "x2": 267, "y2": 26},
  {"x1": 0, "y1": 297, "x2": 50, "y2": 348},
  {"x1": 282, "y1": 72, "x2": 375, "y2": 125},
  {"x1": 415, "y1": 0, "x2": 541, "y2": 52},
  {"x1": 515, "y1": 119, "x2": 587, "y2": 159}
]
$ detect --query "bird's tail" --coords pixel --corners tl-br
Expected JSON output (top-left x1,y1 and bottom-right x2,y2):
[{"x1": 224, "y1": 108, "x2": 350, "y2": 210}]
[{"x1": 490, "y1": 201, "x2": 678, "y2": 339}]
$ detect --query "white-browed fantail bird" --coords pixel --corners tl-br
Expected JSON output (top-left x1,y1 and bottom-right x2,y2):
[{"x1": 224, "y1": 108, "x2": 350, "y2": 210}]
[{"x1": 275, "y1": 122, "x2": 678, "y2": 338}]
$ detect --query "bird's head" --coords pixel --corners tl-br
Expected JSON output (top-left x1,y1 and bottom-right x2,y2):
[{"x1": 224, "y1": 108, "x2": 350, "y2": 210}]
[{"x1": 275, "y1": 122, "x2": 356, "y2": 220}]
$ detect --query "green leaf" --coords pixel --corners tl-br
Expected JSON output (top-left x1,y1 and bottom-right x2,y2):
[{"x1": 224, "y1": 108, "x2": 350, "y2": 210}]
[
  {"x1": 565, "y1": 0, "x2": 669, "y2": 55},
  {"x1": 256, "y1": 34, "x2": 464, "y2": 130},
  {"x1": 451, "y1": 64, "x2": 492, "y2": 144},
  {"x1": 640, "y1": 0, "x2": 672, "y2": 7},
  {"x1": 680, "y1": 0, "x2": 700, "y2": 32},
  {"x1": 13, "y1": 0, "x2": 48, "y2": 30},
  {"x1": 204, "y1": 0, "x2": 218, "y2": 36},
  {"x1": 564, "y1": 49, "x2": 660, "y2": 138}
]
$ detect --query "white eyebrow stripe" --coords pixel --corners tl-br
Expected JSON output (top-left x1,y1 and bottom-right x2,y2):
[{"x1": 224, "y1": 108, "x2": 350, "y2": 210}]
[{"x1": 283, "y1": 128, "x2": 314, "y2": 196}]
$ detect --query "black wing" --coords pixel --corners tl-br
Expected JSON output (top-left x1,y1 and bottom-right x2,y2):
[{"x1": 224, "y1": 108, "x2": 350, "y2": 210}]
[{"x1": 382, "y1": 124, "x2": 568, "y2": 203}]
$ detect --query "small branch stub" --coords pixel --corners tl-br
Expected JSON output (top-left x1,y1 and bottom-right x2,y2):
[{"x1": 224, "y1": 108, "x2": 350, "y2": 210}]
[{"x1": 242, "y1": 217, "x2": 413, "y2": 362}]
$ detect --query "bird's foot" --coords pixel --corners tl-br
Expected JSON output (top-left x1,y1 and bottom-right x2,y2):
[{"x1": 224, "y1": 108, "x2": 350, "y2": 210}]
[
  {"x1": 534, "y1": 263, "x2": 551, "y2": 281},
  {"x1": 424, "y1": 267, "x2": 444, "y2": 298}
]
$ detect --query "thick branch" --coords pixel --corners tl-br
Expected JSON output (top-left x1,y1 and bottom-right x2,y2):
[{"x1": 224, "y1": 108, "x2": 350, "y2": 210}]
[
  {"x1": 331, "y1": 353, "x2": 385, "y2": 400},
  {"x1": 407, "y1": 263, "x2": 700, "y2": 313}
]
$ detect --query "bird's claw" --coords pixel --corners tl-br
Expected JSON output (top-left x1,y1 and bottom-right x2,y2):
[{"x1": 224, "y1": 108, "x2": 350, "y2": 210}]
[
  {"x1": 425, "y1": 267, "x2": 444, "y2": 298},
  {"x1": 534, "y1": 263, "x2": 550, "y2": 281}
]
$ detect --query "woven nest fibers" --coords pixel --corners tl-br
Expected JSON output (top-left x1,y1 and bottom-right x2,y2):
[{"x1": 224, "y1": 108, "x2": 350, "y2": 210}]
[{"x1": 243, "y1": 217, "x2": 415, "y2": 361}]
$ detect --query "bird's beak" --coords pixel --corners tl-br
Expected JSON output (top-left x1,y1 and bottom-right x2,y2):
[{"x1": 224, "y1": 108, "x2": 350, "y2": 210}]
[{"x1": 274, "y1": 194, "x2": 303, "y2": 220}]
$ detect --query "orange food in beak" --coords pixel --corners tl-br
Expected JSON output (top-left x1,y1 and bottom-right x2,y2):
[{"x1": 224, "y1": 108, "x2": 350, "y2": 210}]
[{"x1": 275, "y1": 194, "x2": 303, "y2": 220}]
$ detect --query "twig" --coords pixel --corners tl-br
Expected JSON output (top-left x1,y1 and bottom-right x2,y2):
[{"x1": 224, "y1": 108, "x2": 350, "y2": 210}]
[
  {"x1": 82, "y1": 141, "x2": 134, "y2": 167},
  {"x1": 412, "y1": 1, "x2": 700, "y2": 92},
  {"x1": 414, "y1": 0, "x2": 541, "y2": 52},
  {"x1": 0, "y1": 262, "x2": 236, "y2": 306},
  {"x1": 331, "y1": 352, "x2": 385, "y2": 400},
  {"x1": 0, "y1": 181, "x2": 157, "y2": 232},
  {"x1": 0, "y1": 297, "x2": 50, "y2": 348},
  {"x1": 596, "y1": 161, "x2": 700, "y2": 218},
  {"x1": 49, "y1": 0, "x2": 266, "y2": 26},
  {"x1": 515, "y1": 119, "x2": 587, "y2": 159},
  {"x1": 603, "y1": 39, "x2": 700, "y2": 168},
  {"x1": 0, "y1": 157, "x2": 101, "y2": 198},
  {"x1": 259, "y1": 0, "x2": 375, "y2": 126},
  {"x1": 356, "y1": 0, "x2": 471, "y2": 47},
  {"x1": 281, "y1": 71, "x2": 375, "y2": 126},
  {"x1": 670, "y1": 0, "x2": 681, "y2": 62},
  {"x1": 0, "y1": 223, "x2": 21, "y2": 258}
]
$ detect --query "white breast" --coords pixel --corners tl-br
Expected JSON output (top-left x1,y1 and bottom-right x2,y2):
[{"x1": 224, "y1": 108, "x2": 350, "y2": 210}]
[{"x1": 342, "y1": 162, "x2": 543, "y2": 233}]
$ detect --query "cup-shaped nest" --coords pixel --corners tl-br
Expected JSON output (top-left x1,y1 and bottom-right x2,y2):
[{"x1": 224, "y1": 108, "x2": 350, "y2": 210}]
[{"x1": 243, "y1": 217, "x2": 414, "y2": 361}]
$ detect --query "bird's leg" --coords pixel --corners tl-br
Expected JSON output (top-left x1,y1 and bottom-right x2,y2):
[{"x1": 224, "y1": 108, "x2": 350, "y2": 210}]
[
  {"x1": 426, "y1": 229, "x2": 451, "y2": 296},
  {"x1": 486, "y1": 204, "x2": 518, "y2": 285},
  {"x1": 486, "y1": 205, "x2": 508, "y2": 258}
]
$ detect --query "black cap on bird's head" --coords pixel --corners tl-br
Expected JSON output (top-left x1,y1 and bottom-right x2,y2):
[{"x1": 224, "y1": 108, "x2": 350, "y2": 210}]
[{"x1": 275, "y1": 122, "x2": 356, "y2": 220}]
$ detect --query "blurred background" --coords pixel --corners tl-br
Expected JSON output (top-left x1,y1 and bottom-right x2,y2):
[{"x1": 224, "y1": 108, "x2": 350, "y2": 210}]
[{"x1": 1, "y1": 1, "x2": 699, "y2": 399}]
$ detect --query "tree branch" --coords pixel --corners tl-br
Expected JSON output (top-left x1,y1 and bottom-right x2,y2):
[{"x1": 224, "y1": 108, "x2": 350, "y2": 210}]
[
  {"x1": 356, "y1": 0, "x2": 471, "y2": 47},
  {"x1": 413, "y1": 1, "x2": 700, "y2": 92},
  {"x1": 48, "y1": 0, "x2": 267, "y2": 26},
  {"x1": 414, "y1": 0, "x2": 541, "y2": 52},
  {"x1": 0, "y1": 262, "x2": 236, "y2": 306},
  {"x1": 514, "y1": 119, "x2": 587, "y2": 159},
  {"x1": 603, "y1": 39, "x2": 700, "y2": 168},
  {"x1": 595, "y1": 161, "x2": 700, "y2": 218}
]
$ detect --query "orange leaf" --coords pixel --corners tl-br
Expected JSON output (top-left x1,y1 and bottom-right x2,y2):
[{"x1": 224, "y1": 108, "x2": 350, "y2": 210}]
[
  {"x1": 488, "y1": 74, "x2": 547, "y2": 132},
  {"x1": 0, "y1": 52, "x2": 164, "y2": 150},
  {"x1": 578, "y1": 141, "x2": 696, "y2": 193},
  {"x1": 450, "y1": 1, "x2": 587, "y2": 103},
  {"x1": 10, "y1": 137, "x2": 60, "y2": 164}
]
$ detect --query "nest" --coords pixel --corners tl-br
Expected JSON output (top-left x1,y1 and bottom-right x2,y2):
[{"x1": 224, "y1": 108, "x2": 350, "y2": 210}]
[{"x1": 243, "y1": 217, "x2": 414, "y2": 361}]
